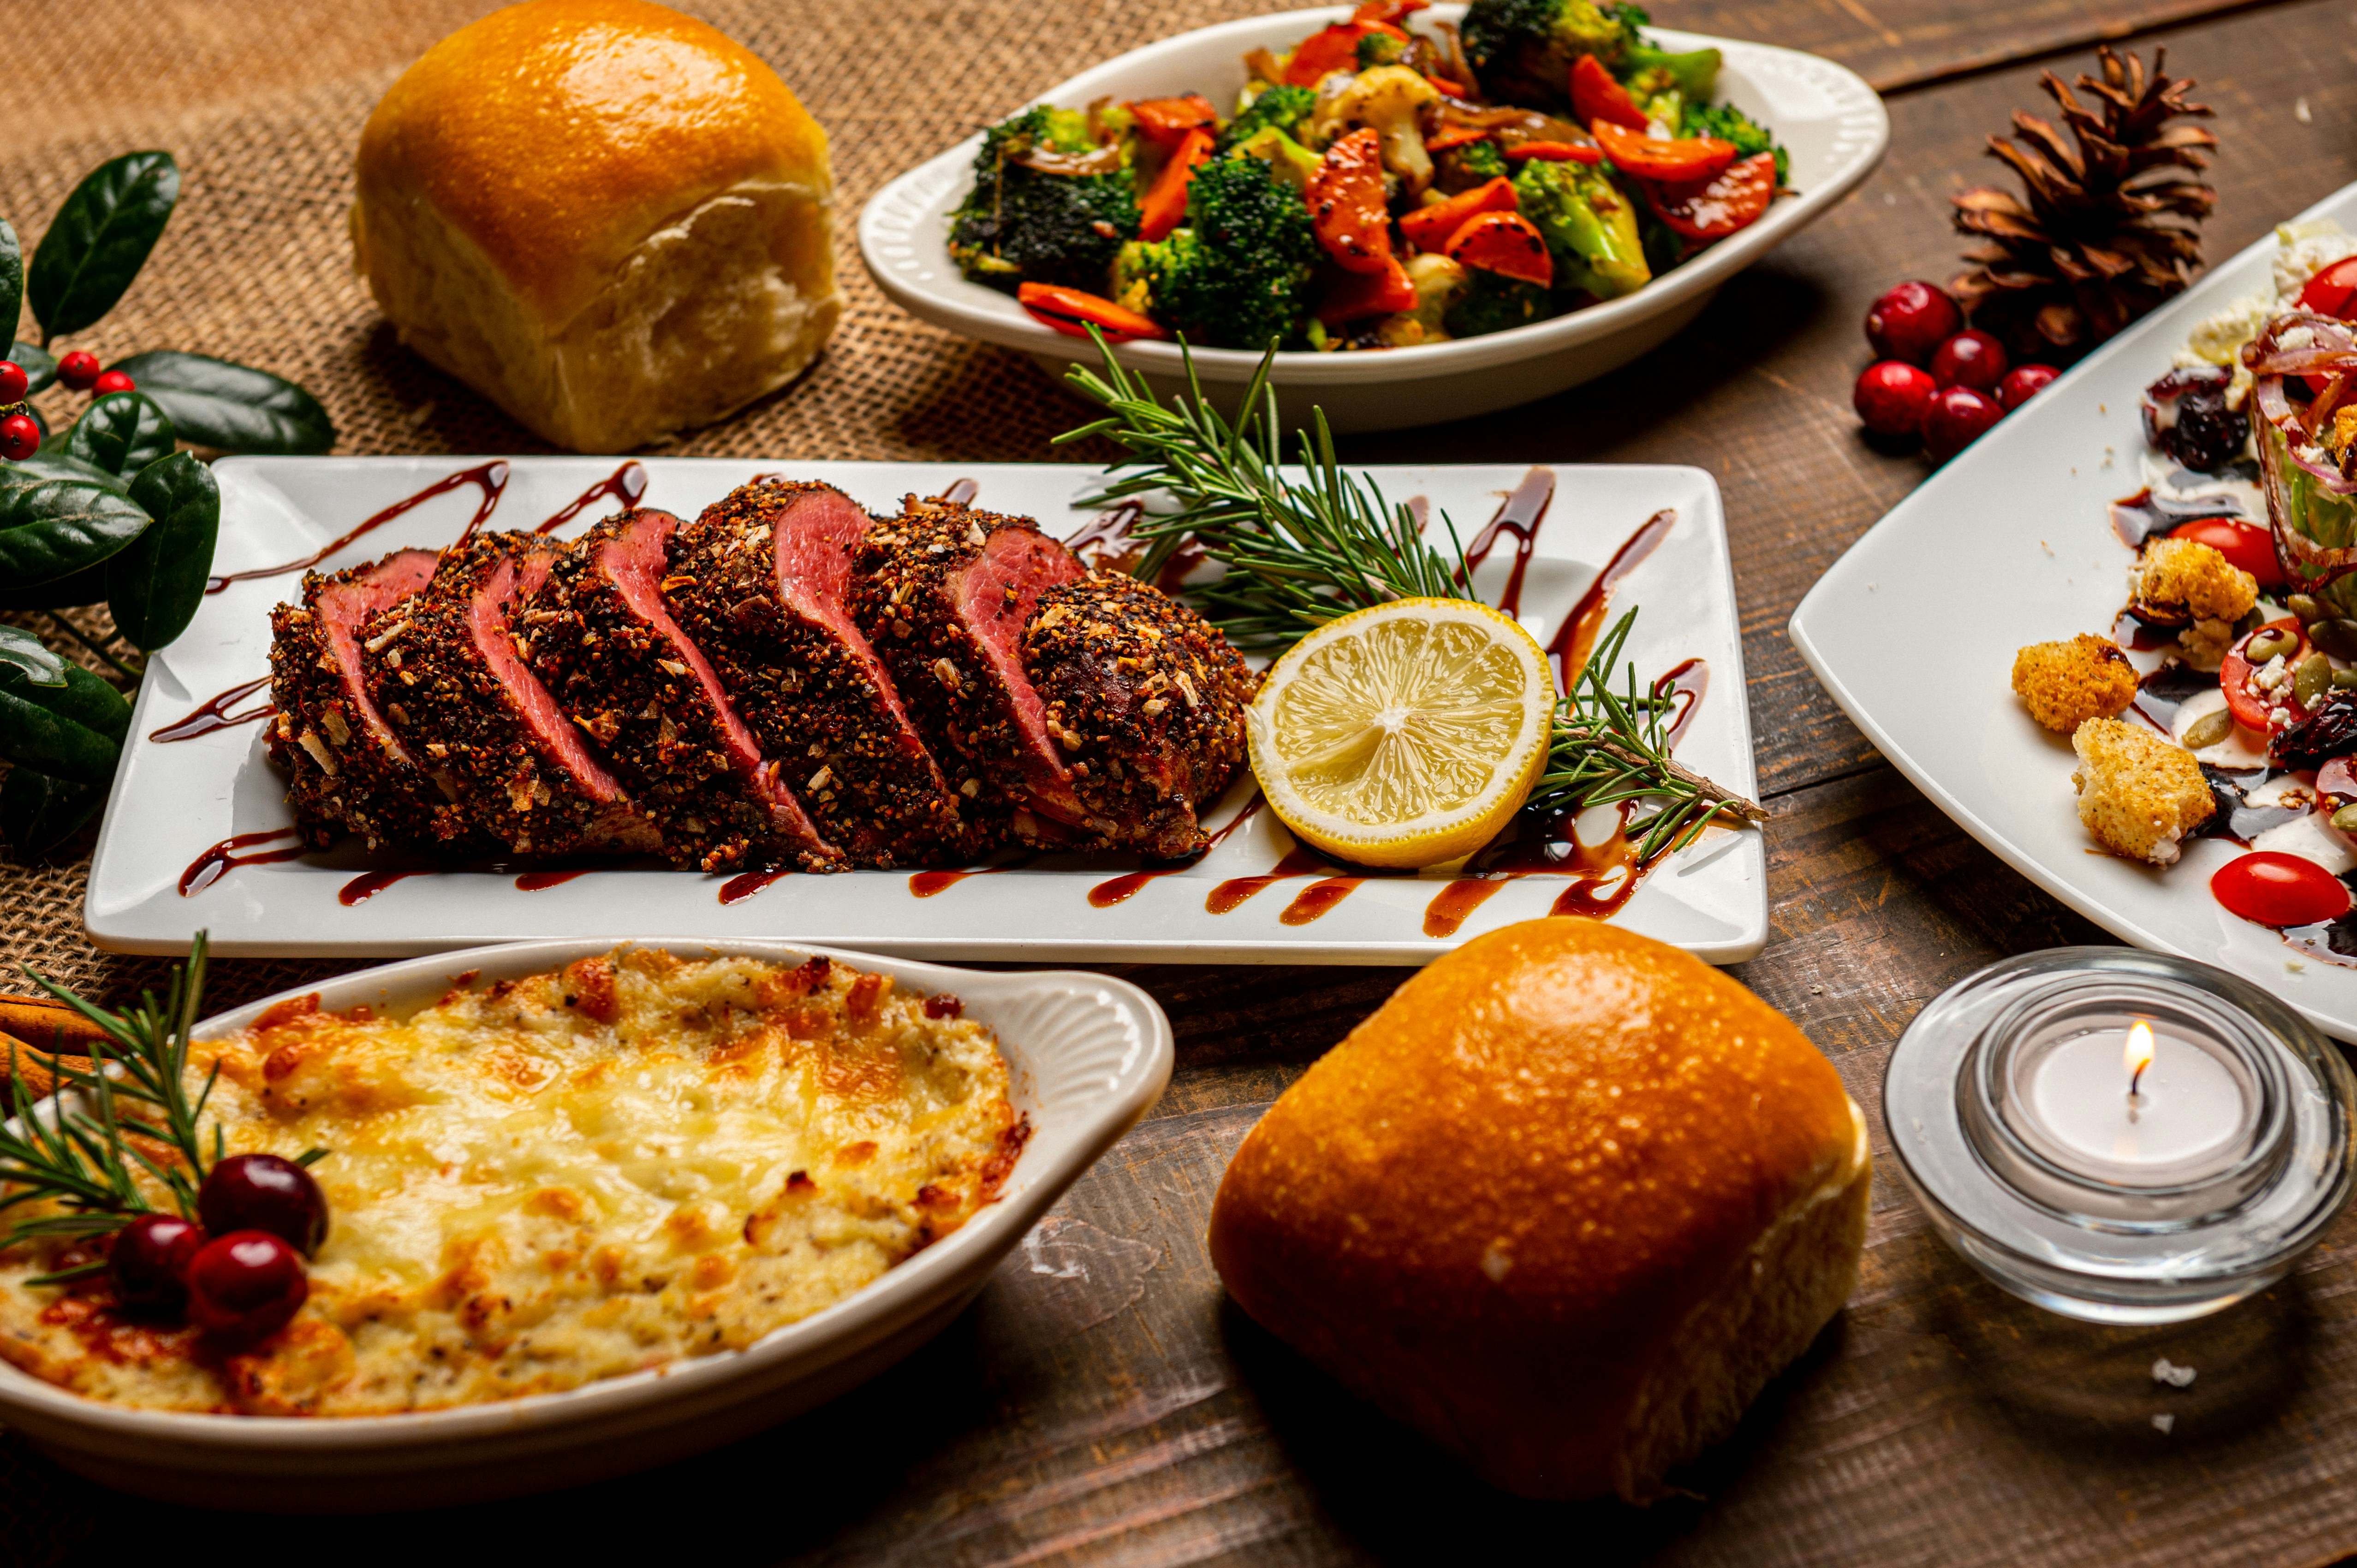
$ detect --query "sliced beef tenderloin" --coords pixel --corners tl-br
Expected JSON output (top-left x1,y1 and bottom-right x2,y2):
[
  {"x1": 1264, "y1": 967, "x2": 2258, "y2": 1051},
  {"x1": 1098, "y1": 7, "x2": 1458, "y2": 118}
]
[
  {"x1": 521, "y1": 507, "x2": 840, "y2": 873},
  {"x1": 1022, "y1": 570, "x2": 1259, "y2": 858},
  {"x1": 664, "y1": 480, "x2": 981, "y2": 867},
  {"x1": 853, "y1": 496, "x2": 1089, "y2": 847},
  {"x1": 266, "y1": 548, "x2": 481, "y2": 852},
  {"x1": 361, "y1": 533, "x2": 659, "y2": 857}
]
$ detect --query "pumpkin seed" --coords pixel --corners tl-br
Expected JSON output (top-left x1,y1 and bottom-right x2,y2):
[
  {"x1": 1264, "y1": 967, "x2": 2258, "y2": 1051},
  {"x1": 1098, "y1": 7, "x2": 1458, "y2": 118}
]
[
  {"x1": 2183, "y1": 709, "x2": 2234, "y2": 749},
  {"x1": 2337, "y1": 668, "x2": 2357, "y2": 690},
  {"x1": 2335, "y1": 804, "x2": 2357, "y2": 835},
  {"x1": 2245, "y1": 627, "x2": 2298, "y2": 664},
  {"x1": 2289, "y1": 593, "x2": 2326, "y2": 624},
  {"x1": 2312, "y1": 618, "x2": 2357, "y2": 660},
  {"x1": 2297, "y1": 654, "x2": 2334, "y2": 709}
]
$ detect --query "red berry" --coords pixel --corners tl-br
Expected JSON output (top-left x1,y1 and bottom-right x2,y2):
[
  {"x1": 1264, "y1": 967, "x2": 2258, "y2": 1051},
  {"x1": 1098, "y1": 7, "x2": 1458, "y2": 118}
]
[
  {"x1": 1854, "y1": 360, "x2": 1938, "y2": 438},
  {"x1": 1864, "y1": 280, "x2": 1961, "y2": 365},
  {"x1": 109, "y1": 1214, "x2": 208, "y2": 1317},
  {"x1": 0, "y1": 414, "x2": 38, "y2": 462},
  {"x1": 92, "y1": 368, "x2": 135, "y2": 396},
  {"x1": 1929, "y1": 330, "x2": 2008, "y2": 392},
  {"x1": 1923, "y1": 386, "x2": 2004, "y2": 462},
  {"x1": 185, "y1": 1230, "x2": 308, "y2": 1343},
  {"x1": 1996, "y1": 362, "x2": 2059, "y2": 411},
  {"x1": 198, "y1": 1153, "x2": 329, "y2": 1256},
  {"x1": 0, "y1": 361, "x2": 26, "y2": 404},
  {"x1": 57, "y1": 350, "x2": 101, "y2": 392}
]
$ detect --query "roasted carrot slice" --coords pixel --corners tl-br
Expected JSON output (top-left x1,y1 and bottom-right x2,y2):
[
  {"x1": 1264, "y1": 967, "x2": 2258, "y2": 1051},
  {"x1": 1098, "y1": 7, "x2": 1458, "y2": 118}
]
[
  {"x1": 1286, "y1": 20, "x2": 1408, "y2": 86},
  {"x1": 1017, "y1": 283, "x2": 1169, "y2": 342},
  {"x1": 1424, "y1": 125, "x2": 1493, "y2": 152},
  {"x1": 1444, "y1": 211, "x2": 1553, "y2": 288},
  {"x1": 1640, "y1": 151, "x2": 1778, "y2": 243},
  {"x1": 1130, "y1": 95, "x2": 1218, "y2": 147},
  {"x1": 1589, "y1": 120, "x2": 1737, "y2": 182},
  {"x1": 1139, "y1": 126, "x2": 1214, "y2": 243},
  {"x1": 1504, "y1": 140, "x2": 1603, "y2": 164},
  {"x1": 1308, "y1": 128, "x2": 1395, "y2": 274},
  {"x1": 1399, "y1": 176, "x2": 1517, "y2": 253},
  {"x1": 1569, "y1": 55, "x2": 1650, "y2": 131},
  {"x1": 1317, "y1": 255, "x2": 1421, "y2": 326},
  {"x1": 1351, "y1": 0, "x2": 1428, "y2": 22}
]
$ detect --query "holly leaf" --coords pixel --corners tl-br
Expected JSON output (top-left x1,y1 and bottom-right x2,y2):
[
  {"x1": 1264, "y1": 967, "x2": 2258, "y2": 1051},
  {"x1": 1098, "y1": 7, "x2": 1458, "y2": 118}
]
[
  {"x1": 105, "y1": 350, "x2": 331, "y2": 454},
  {"x1": 109, "y1": 452, "x2": 217, "y2": 652},
  {"x1": 0, "y1": 221, "x2": 22, "y2": 354},
  {"x1": 0, "y1": 625, "x2": 65, "y2": 687},
  {"x1": 10, "y1": 342, "x2": 56, "y2": 396},
  {"x1": 0, "y1": 766, "x2": 106, "y2": 860},
  {"x1": 26, "y1": 151, "x2": 180, "y2": 341},
  {"x1": 0, "y1": 460, "x2": 152, "y2": 583},
  {"x1": 0, "y1": 662, "x2": 128, "y2": 784},
  {"x1": 63, "y1": 391, "x2": 174, "y2": 476}
]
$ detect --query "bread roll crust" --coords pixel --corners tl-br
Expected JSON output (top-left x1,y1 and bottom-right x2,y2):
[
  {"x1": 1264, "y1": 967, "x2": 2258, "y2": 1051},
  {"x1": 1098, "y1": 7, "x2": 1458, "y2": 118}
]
[{"x1": 1208, "y1": 917, "x2": 1868, "y2": 1502}]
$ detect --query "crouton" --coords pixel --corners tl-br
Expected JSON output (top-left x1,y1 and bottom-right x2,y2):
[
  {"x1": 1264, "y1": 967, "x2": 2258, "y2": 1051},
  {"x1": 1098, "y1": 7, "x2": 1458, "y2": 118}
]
[
  {"x1": 2070, "y1": 718, "x2": 2216, "y2": 866},
  {"x1": 2012, "y1": 635, "x2": 2139, "y2": 733},
  {"x1": 2127, "y1": 539, "x2": 2258, "y2": 670}
]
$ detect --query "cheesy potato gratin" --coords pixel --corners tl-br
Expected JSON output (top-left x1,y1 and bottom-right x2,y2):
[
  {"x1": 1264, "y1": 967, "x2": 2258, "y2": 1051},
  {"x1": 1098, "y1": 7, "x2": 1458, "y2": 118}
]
[{"x1": 0, "y1": 950, "x2": 1022, "y2": 1415}]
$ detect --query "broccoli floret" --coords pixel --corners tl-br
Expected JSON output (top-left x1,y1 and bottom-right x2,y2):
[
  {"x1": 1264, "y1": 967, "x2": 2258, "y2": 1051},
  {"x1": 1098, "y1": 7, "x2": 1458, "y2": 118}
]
[
  {"x1": 1148, "y1": 157, "x2": 1321, "y2": 350},
  {"x1": 947, "y1": 106, "x2": 1138, "y2": 292},
  {"x1": 1434, "y1": 137, "x2": 1512, "y2": 194},
  {"x1": 1625, "y1": 39, "x2": 1720, "y2": 101},
  {"x1": 1218, "y1": 84, "x2": 1316, "y2": 152},
  {"x1": 1680, "y1": 101, "x2": 1790, "y2": 185},
  {"x1": 1460, "y1": 0, "x2": 1649, "y2": 108},
  {"x1": 1357, "y1": 30, "x2": 1407, "y2": 69},
  {"x1": 1512, "y1": 159, "x2": 1649, "y2": 299},
  {"x1": 1228, "y1": 126, "x2": 1323, "y2": 194},
  {"x1": 1443, "y1": 271, "x2": 1556, "y2": 339}
]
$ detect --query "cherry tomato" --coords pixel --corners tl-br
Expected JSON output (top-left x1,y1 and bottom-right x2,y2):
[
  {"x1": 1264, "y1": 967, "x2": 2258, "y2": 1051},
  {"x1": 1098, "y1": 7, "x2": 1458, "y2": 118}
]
[
  {"x1": 1640, "y1": 152, "x2": 1777, "y2": 243},
  {"x1": 1590, "y1": 120, "x2": 1736, "y2": 182},
  {"x1": 2298, "y1": 256, "x2": 2357, "y2": 321},
  {"x1": 2212, "y1": 851, "x2": 2353, "y2": 927},
  {"x1": 2218, "y1": 618, "x2": 2313, "y2": 736},
  {"x1": 1017, "y1": 283, "x2": 1168, "y2": 342},
  {"x1": 1569, "y1": 54, "x2": 1649, "y2": 131},
  {"x1": 1308, "y1": 129, "x2": 1394, "y2": 274},
  {"x1": 2168, "y1": 516, "x2": 2286, "y2": 590}
]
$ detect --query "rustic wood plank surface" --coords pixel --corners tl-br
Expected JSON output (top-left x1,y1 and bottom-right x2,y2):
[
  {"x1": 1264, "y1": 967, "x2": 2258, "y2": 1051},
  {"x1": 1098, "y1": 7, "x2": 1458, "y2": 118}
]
[{"x1": 7, "y1": 0, "x2": 2357, "y2": 1563}]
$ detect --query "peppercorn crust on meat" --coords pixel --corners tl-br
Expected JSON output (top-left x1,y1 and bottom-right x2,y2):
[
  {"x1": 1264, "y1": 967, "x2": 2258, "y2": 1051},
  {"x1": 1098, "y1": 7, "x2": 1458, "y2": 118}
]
[
  {"x1": 2070, "y1": 718, "x2": 2217, "y2": 865},
  {"x1": 2011, "y1": 634, "x2": 2139, "y2": 733},
  {"x1": 0, "y1": 950, "x2": 1021, "y2": 1416}
]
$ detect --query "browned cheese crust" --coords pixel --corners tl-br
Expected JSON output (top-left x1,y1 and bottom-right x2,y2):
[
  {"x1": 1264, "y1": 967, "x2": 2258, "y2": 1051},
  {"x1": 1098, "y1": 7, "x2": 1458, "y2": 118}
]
[
  {"x1": 1022, "y1": 571, "x2": 1259, "y2": 858},
  {"x1": 361, "y1": 534, "x2": 659, "y2": 857},
  {"x1": 665, "y1": 483, "x2": 982, "y2": 867}
]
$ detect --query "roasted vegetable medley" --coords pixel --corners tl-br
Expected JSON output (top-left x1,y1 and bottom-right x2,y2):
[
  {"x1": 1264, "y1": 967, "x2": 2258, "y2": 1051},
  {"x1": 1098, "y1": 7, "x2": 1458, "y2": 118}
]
[{"x1": 947, "y1": 0, "x2": 1788, "y2": 350}]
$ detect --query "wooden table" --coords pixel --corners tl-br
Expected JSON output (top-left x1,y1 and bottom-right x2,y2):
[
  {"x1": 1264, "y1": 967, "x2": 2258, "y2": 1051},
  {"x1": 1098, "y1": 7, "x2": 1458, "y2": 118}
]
[{"x1": 10, "y1": 0, "x2": 2357, "y2": 1562}]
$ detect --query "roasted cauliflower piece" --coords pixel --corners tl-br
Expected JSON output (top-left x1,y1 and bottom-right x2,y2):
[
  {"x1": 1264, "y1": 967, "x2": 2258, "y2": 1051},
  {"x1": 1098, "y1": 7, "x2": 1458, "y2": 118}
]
[
  {"x1": 1376, "y1": 253, "x2": 1470, "y2": 347},
  {"x1": 2070, "y1": 718, "x2": 2216, "y2": 866},
  {"x1": 2128, "y1": 537, "x2": 2257, "y2": 669},
  {"x1": 1310, "y1": 65, "x2": 1441, "y2": 194},
  {"x1": 2011, "y1": 634, "x2": 2139, "y2": 733}
]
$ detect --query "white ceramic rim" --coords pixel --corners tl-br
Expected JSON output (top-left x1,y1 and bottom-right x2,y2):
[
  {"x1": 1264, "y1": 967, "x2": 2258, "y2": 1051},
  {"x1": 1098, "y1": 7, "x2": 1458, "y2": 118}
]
[
  {"x1": 856, "y1": 6, "x2": 1891, "y2": 385},
  {"x1": 0, "y1": 938, "x2": 1173, "y2": 1455}
]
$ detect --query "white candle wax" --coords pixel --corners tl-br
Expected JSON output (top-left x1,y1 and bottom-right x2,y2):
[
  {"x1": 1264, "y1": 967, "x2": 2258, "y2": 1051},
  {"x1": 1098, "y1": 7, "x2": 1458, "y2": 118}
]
[{"x1": 2024, "y1": 1028, "x2": 2245, "y2": 1175}]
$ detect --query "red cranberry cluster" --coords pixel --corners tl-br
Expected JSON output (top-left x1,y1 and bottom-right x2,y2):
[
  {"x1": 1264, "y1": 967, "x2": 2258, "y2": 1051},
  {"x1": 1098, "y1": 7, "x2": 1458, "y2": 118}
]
[
  {"x1": 109, "y1": 1154, "x2": 327, "y2": 1344},
  {"x1": 1853, "y1": 281, "x2": 2059, "y2": 462},
  {"x1": 0, "y1": 350, "x2": 138, "y2": 462}
]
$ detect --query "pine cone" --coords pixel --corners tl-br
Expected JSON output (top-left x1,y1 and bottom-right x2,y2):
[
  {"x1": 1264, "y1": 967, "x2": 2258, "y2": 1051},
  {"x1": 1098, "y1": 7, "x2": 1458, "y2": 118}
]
[{"x1": 1951, "y1": 46, "x2": 2216, "y2": 362}]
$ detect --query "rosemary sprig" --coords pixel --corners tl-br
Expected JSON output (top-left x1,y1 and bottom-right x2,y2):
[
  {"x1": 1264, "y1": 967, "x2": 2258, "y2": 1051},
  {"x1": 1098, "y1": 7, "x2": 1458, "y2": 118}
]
[
  {"x1": 1055, "y1": 330, "x2": 1765, "y2": 850},
  {"x1": 0, "y1": 933, "x2": 222, "y2": 1283}
]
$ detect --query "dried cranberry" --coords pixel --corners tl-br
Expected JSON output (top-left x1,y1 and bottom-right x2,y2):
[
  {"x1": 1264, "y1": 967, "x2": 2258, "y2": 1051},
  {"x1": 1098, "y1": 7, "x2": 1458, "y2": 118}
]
[
  {"x1": 1996, "y1": 363, "x2": 2059, "y2": 410},
  {"x1": 185, "y1": 1230, "x2": 307, "y2": 1343},
  {"x1": 1864, "y1": 281, "x2": 1961, "y2": 365},
  {"x1": 2276, "y1": 692, "x2": 2357, "y2": 771},
  {"x1": 198, "y1": 1153, "x2": 328, "y2": 1256},
  {"x1": 1923, "y1": 386, "x2": 2004, "y2": 462},
  {"x1": 2164, "y1": 386, "x2": 2250, "y2": 473},
  {"x1": 56, "y1": 351, "x2": 100, "y2": 392},
  {"x1": 108, "y1": 1213, "x2": 207, "y2": 1317},
  {"x1": 0, "y1": 361, "x2": 26, "y2": 404},
  {"x1": 1929, "y1": 330, "x2": 2008, "y2": 392}
]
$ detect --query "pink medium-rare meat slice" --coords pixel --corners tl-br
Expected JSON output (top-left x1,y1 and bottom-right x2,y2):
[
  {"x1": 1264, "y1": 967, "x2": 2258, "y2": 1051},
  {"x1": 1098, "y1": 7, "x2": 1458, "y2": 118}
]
[
  {"x1": 361, "y1": 533, "x2": 659, "y2": 857},
  {"x1": 266, "y1": 548, "x2": 480, "y2": 851},
  {"x1": 522, "y1": 508, "x2": 840, "y2": 873},
  {"x1": 664, "y1": 480, "x2": 982, "y2": 866},
  {"x1": 853, "y1": 497, "x2": 1088, "y2": 846},
  {"x1": 1022, "y1": 571, "x2": 1260, "y2": 858}
]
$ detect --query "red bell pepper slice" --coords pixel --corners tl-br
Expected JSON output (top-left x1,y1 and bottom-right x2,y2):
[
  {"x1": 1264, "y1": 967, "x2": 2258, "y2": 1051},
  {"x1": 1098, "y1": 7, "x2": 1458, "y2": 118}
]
[
  {"x1": 1138, "y1": 127, "x2": 1214, "y2": 243},
  {"x1": 1423, "y1": 125, "x2": 1492, "y2": 153},
  {"x1": 1351, "y1": 0, "x2": 1428, "y2": 22},
  {"x1": 1286, "y1": 20, "x2": 1409, "y2": 86},
  {"x1": 1399, "y1": 176, "x2": 1517, "y2": 253},
  {"x1": 1569, "y1": 54, "x2": 1649, "y2": 131},
  {"x1": 1444, "y1": 210, "x2": 1553, "y2": 288},
  {"x1": 1590, "y1": 119, "x2": 1736, "y2": 182},
  {"x1": 1308, "y1": 128, "x2": 1395, "y2": 274},
  {"x1": 1504, "y1": 140, "x2": 1603, "y2": 164},
  {"x1": 1640, "y1": 150, "x2": 1777, "y2": 242},
  {"x1": 1318, "y1": 255, "x2": 1421, "y2": 326},
  {"x1": 1129, "y1": 95, "x2": 1217, "y2": 148},
  {"x1": 1017, "y1": 283, "x2": 1169, "y2": 342}
]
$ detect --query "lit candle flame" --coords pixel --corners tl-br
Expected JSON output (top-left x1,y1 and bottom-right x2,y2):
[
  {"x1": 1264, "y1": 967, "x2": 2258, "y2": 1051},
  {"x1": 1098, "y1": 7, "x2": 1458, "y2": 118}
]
[{"x1": 2124, "y1": 1020, "x2": 2156, "y2": 1097}]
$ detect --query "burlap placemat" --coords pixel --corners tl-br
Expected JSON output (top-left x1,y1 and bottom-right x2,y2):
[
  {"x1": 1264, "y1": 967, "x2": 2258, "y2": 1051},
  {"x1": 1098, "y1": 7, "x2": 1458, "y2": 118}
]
[{"x1": 0, "y1": 0, "x2": 1284, "y2": 1012}]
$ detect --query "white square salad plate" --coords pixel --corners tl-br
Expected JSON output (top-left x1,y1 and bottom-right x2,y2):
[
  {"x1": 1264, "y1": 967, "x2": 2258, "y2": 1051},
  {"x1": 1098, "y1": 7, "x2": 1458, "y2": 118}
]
[
  {"x1": 1791, "y1": 181, "x2": 2357, "y2": 1040},
  {"x1": 86, "y1": 455, "x2": 1766, "y2": 964},
  {"x1": 858, "y1": 4, "x2": 1888, "y2": 432},
  {"x1": 0, "y1": 938, "x2": 1173, "y2": 1510}
]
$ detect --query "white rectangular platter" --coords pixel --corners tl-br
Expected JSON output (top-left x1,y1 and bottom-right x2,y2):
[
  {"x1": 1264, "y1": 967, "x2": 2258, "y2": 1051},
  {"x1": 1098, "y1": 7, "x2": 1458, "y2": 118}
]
[
  {"x1": 1791, "y1": 181, "x2": 2357, "y2": 1040},
  {"x1": 87, "y1": 457, "x2": 1764, "y2": 963}
]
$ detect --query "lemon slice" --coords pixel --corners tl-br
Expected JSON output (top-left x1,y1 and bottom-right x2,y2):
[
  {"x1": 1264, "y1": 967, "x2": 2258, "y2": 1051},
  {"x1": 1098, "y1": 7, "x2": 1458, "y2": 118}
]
[{"x1": 1247, "y1": 597, "x2": 1555, "y2": 869}]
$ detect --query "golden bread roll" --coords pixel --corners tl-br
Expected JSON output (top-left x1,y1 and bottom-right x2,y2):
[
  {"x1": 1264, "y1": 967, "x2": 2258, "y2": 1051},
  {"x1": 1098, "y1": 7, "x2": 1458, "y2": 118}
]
[
  {"x1": 351, "y1": 0, "x2": 841, "y2": 452},
  {"x1": 1208, "y1": 918, "x2": 1869, "y2": 1503}
]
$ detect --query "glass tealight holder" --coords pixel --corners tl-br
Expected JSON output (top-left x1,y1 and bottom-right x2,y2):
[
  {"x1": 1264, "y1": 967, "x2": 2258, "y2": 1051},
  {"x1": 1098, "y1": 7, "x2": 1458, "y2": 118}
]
[{"x1": 1885, "y1": 947, "x2": 2357, "y2": 1324}]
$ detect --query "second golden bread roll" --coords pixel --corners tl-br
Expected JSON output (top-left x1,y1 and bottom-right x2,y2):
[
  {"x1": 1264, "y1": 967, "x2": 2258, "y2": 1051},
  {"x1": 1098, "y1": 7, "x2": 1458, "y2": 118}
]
[
  {"x1": 1208, "y1": 918, "x2": 1869, "y2": 1502},
  {"x1": 351, "y1": 0, "x2": 841, "y2": 452}
]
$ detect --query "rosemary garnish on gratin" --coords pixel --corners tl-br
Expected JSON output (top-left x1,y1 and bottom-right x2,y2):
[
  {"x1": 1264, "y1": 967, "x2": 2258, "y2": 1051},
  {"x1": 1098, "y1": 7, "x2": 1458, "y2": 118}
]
[{"x1": 1054, "y1": 333, "x2": 1767, "y2": 853}]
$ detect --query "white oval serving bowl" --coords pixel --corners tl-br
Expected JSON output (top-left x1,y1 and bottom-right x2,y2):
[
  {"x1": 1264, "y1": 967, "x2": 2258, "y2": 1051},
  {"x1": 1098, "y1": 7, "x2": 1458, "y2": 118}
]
[
  {"x1": 0, "y1": 938, "x2": 1173, "y2": 1512},
  {"x1": 858, "y1": 4, "x2": 1888, "y2": 432}
]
